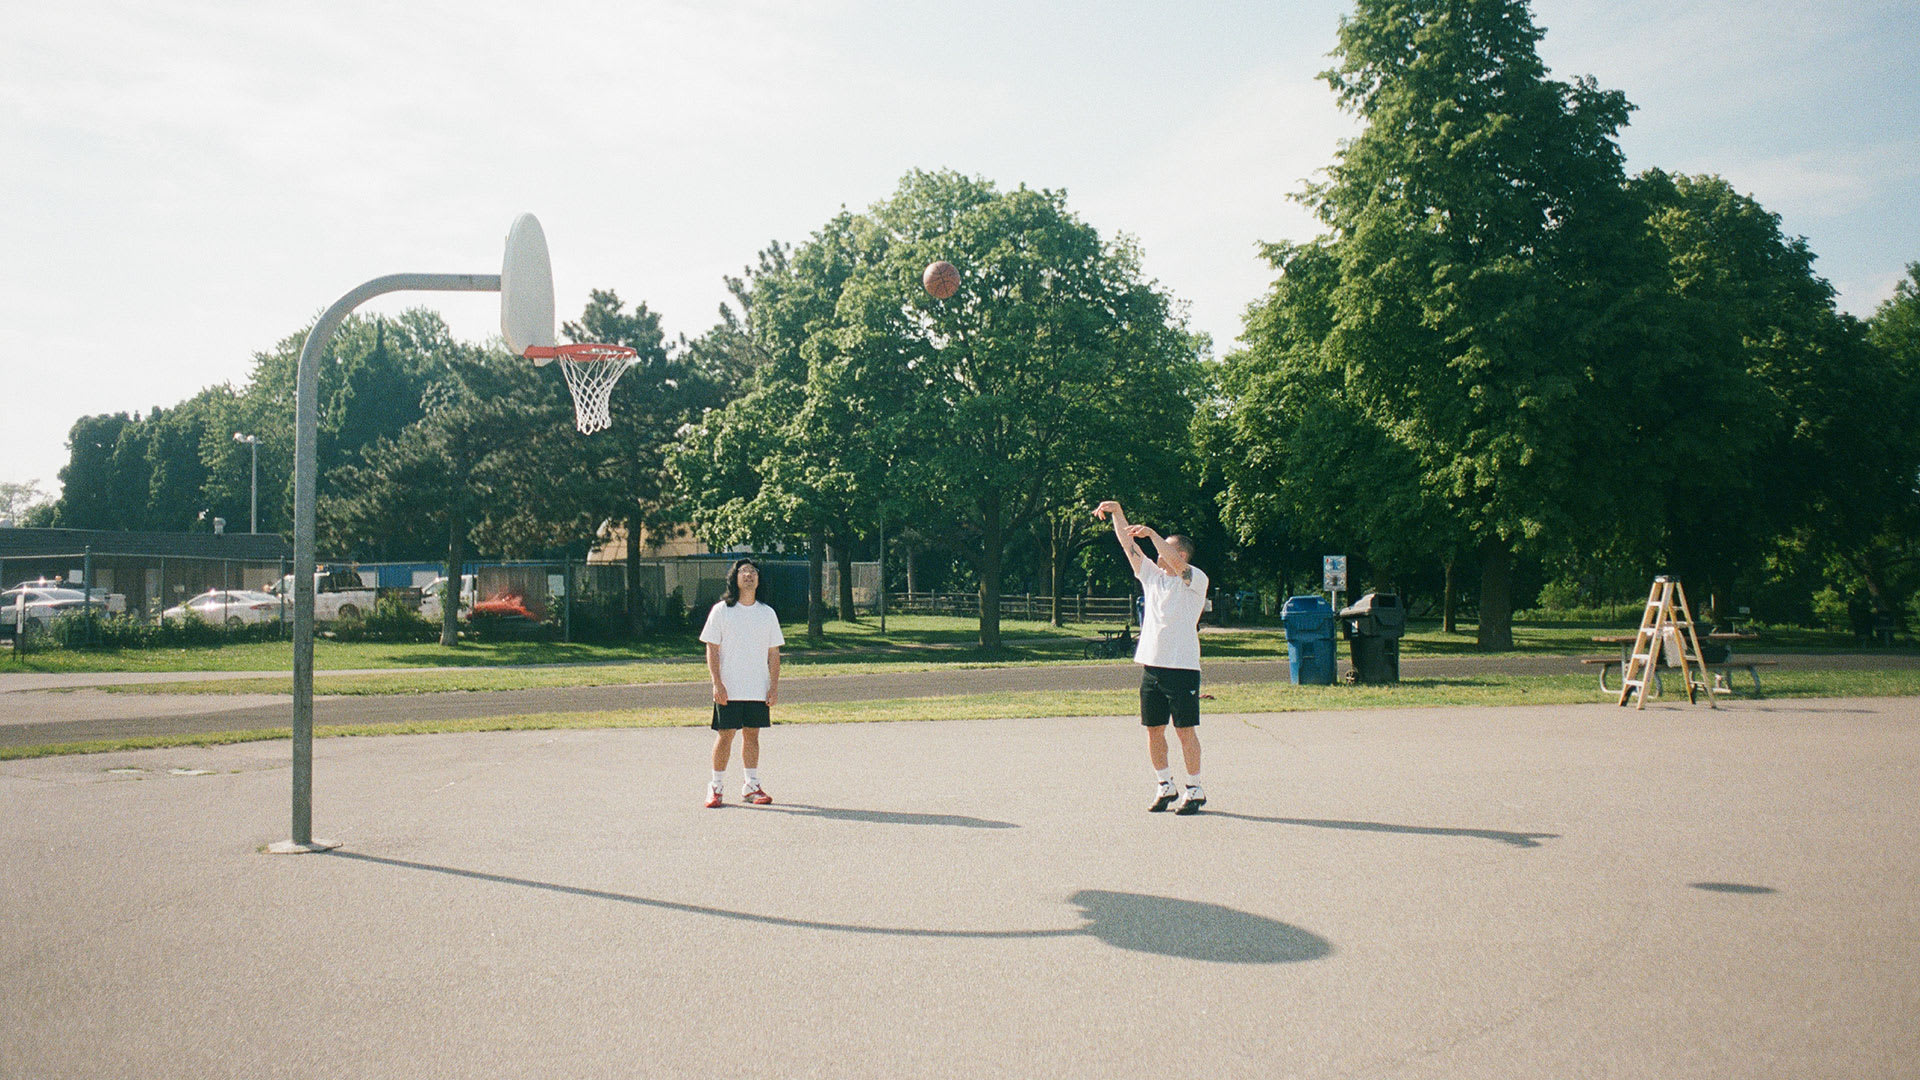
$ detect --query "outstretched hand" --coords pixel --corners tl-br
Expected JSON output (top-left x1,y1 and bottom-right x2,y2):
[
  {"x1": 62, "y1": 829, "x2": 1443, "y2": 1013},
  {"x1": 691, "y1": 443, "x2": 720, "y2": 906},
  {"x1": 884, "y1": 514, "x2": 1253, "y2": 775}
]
[
  {"x1": 1126, "y1": 524, "x2": 1152, "y2": 539},
  {"x1": 1094, "y1": 499, "x2": 1121, "y2": 521}
]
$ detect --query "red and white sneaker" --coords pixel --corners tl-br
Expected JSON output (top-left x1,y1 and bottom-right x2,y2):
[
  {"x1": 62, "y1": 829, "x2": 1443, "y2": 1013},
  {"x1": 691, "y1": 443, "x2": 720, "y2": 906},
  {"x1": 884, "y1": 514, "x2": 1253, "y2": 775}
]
[
  {"x1": 704, "y1": 784, "x2": 724, "y2": 809},
  {"x1": 742, "y1": 784, "x2": 773, "y2": 806}
]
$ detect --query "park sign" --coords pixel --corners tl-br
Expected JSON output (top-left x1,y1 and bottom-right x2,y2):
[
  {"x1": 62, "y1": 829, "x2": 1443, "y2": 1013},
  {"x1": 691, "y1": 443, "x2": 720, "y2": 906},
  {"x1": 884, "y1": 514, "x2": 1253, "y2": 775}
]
[{"x1": 1324, "y1": 555, "x2": 1347, "y2": 593}]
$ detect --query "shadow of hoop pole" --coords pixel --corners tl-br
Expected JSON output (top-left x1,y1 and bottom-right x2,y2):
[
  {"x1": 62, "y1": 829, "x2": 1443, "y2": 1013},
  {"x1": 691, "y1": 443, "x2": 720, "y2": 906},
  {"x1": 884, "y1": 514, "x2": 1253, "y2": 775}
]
[
  {"x1": 269, "y1": 271, "x2": 502, "y2": 855},
  {"x1": 323, "y1": 851, "x2": 1331, "y2": 964}
]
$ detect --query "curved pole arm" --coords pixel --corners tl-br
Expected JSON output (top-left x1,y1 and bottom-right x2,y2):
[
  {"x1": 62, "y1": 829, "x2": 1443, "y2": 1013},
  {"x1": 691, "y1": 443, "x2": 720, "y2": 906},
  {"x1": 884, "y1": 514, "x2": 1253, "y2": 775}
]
[{"x1": 277, "y1": 272, "x2": 500, "y2": 852}]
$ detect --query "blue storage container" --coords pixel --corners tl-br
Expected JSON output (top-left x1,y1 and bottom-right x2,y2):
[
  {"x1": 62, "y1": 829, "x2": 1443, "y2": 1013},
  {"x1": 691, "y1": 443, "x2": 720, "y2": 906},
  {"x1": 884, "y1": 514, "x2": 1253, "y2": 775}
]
[{"x1": 1280, "y1": 595, "x2": 1337, "y2": 685}]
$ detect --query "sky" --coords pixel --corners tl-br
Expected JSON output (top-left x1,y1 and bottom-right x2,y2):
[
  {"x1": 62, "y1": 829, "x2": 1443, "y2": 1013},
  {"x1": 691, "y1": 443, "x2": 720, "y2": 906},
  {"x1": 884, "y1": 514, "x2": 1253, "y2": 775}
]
[{"x1": 3, "y1": 0, "x2": 1916, "y2": 502}]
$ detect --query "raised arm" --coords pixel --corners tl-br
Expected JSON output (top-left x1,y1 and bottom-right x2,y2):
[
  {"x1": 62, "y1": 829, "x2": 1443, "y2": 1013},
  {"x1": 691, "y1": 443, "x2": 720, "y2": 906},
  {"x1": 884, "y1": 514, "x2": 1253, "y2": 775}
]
[{"x1": 1095, "y1": 499, "x2": 1145, "y2": 575}]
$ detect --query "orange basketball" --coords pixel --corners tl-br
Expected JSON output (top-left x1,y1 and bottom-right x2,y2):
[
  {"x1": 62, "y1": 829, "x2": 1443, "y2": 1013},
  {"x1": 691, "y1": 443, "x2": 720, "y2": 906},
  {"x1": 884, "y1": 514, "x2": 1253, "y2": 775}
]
[{"x1": 922, "y1": 260, "x2": 960, "y2": 300}]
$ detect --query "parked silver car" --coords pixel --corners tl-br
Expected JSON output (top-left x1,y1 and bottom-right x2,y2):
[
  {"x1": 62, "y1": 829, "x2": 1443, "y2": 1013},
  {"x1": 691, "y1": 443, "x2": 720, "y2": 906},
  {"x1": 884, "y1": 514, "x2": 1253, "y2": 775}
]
[
  {"x1": 162, "y1": 589, "x2": 287, "y2": 627},
  {"x1": 0, "y1": 586, "x2": 93, "y2": 633}
]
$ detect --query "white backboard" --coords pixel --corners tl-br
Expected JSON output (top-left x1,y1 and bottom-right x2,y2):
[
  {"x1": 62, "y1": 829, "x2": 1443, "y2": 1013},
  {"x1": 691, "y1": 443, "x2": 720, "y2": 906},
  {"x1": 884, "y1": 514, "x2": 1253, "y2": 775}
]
[{"x1": 501, "y1": 213, "x2": 556, "y2": 361}]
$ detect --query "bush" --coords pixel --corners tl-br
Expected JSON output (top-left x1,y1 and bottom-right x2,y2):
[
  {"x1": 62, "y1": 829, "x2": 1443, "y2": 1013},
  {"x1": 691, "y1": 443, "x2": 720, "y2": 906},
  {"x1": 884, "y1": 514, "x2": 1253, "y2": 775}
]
[
  {"x1": 41, "y1": 609, "x2": 286, "y2": 650},
  {"x1": 327, "y1": 594, "x2": 439, "y2": 644}
]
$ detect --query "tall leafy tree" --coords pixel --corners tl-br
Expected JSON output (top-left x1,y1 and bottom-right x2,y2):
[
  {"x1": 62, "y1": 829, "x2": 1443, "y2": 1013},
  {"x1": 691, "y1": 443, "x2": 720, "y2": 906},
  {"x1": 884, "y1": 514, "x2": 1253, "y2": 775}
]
[
  {"x1": 324, "y1": 348, "x2": 581, "y2": 644},
  {"x1": 559, "y1": 288, "x2": 735, "y2": 633},
  {"x1": 50, "y1": 412, "x2": 137, "y2": 529},
  {"x1": 1628, "y1": 170, "x2": 1866, "y2": 612},
  {"x1": 676, "y1": 229, "x2": 882, "y2": 641},
  {"x1": 1292, "y1": 0, "x2": 1652, "y2": 647}
]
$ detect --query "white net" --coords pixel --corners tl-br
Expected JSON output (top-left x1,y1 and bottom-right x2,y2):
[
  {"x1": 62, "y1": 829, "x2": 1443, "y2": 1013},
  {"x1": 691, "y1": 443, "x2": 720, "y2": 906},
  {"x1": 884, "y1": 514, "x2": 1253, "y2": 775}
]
[{"x1": 550, "y1": 345, "x2": 637, "y2": 434}]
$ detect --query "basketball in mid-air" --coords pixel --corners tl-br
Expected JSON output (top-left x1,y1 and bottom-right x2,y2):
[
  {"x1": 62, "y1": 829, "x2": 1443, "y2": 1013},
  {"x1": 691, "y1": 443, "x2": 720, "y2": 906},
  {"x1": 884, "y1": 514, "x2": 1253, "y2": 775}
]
[{"x1": 922, "y1": 260, "x2": 960, "y2": 300}]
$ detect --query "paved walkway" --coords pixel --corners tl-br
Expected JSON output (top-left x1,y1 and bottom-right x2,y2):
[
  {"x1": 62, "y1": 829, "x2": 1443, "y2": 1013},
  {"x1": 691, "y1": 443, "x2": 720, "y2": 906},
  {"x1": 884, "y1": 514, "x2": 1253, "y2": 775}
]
[{"x1": 4, "y1": 696, "x2": 1916, "y2": 1078}]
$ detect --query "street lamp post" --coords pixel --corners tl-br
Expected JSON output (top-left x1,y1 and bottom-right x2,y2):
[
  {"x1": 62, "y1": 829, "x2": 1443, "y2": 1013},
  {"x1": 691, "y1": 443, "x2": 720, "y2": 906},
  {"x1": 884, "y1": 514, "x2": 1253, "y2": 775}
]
[{"x1": 233, "y1": 433, "x2": 260, "y2": 534}]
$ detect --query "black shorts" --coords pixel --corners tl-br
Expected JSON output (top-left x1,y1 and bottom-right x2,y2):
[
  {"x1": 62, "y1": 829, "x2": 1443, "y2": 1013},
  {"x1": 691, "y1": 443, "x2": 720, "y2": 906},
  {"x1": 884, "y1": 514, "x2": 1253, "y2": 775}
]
[
  {"x1": 1139, "y1": 666, "x2": 1201, "y2": 728},
  {"x1": 711, "y1": 701, "x2": 771, "y2": 730}
]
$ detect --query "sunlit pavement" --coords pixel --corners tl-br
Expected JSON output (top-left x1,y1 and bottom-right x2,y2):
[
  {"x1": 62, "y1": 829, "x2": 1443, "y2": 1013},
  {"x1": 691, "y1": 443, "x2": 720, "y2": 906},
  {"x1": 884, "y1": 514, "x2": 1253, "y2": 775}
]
[{"x1": 4, "y1": 697, "x2": 1916, "y2": 1078}]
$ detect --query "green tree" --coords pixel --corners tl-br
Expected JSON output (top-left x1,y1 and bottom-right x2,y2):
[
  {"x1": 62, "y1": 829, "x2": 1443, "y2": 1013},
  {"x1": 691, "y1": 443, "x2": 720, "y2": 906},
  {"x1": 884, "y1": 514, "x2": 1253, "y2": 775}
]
[
  {"x1": 559, "y1": 288, "x2": 735, "y2": 633},
  {"x1": 1628, "y1": 170, "x2": 1866, "y2": 613},
  {"x1": 675, "y1": 229, "x2": 882, "y2": 641},
  {"x1": 324, "y1": 348, "x2": 581, "y2": 645},
  {"x1": 1286, "y1": 0, "x2": 1653, "y2": 648},
  {"x1": 824, "y1": 171, "x2": 1202, "y2": 648},
  {"x1": 1869, "y1": 264, "x2": 1920, "y2": 370},
  {"x1": 0, "y1": 480, "x2": 51, "y2": 526},
  {"x1": 676, "y1": 173, "x2": 1202, "y2": 649},
  {"x1": 1206, "y1": 240, "x2": 1465, "y2": 607},
  {"x1": 50, "y1": 412, "x2": 136, "y2": 529}
]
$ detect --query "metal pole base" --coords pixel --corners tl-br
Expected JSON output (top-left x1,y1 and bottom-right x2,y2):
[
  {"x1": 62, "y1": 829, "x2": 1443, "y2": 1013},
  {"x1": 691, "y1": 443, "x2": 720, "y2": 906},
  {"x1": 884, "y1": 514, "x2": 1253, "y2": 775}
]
[{"x1": 266, "y1": 838, "x2": 342, "y2": 855}]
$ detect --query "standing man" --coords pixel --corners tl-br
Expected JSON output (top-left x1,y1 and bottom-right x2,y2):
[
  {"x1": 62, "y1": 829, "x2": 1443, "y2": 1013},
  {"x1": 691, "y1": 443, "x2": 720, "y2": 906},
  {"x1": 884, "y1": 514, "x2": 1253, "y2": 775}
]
[
  {"x1": 700, "y1": 558, "x2": 784, "y2": 808},
  {"x1": 1095, "y1": 500, "x2": 1208, "y2": 814}
]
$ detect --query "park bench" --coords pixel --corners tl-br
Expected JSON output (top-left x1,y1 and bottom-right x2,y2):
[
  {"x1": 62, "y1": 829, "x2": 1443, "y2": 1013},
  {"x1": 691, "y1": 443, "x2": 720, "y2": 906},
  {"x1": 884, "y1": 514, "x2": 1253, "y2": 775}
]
[
  {"x1": 1084, "y1": 627, "x2": 1133, "y2": 660},
  {"x1": 1582, "y1": 657, "x2": 1777, "y2": 698}
]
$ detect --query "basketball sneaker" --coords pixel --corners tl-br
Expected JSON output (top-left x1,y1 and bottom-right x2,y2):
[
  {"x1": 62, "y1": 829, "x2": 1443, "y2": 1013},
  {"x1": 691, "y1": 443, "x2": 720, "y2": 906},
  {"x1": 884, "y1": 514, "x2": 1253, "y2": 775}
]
[
  {"x1": 1150, "y1": 780, "x2": 1180, "y2": 813},
  {"x1": 705, "y1": 783, "x2": 724, "y2": 809},
  {"x1": 1175, "y1": 784, "x2": 1207, "y2": 815},
  {"x1": 742, "y1": 783, "x2": 773, "y2": 806}
]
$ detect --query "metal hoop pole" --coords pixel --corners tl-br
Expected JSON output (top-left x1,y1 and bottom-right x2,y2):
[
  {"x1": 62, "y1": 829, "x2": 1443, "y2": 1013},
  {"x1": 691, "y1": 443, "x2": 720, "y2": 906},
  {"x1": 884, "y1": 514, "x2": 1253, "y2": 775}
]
[{"x1": 270, "y1": 272, "x2": 500, "y2": 854}]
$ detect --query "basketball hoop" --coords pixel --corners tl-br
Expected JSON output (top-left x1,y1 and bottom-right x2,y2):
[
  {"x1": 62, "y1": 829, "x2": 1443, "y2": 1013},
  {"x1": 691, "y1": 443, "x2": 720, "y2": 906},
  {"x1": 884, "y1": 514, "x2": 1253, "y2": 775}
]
[{"x1": 524, "y1": 343, "x2": 638, "y2": 434}]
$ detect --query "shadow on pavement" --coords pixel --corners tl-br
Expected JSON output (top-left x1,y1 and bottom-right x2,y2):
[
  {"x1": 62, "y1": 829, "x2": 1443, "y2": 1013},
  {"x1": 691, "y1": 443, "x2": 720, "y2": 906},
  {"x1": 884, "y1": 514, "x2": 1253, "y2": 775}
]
[
  {"x1": 750, "y1": 802, "x2": 1018, "y2": 828},
  {"x1": 1202, "y1": 811, "x2": 1558, "y2": 848},
  {"x1": 1690, "y1": 882, "x2": 1777, "y2": 895},
  {"x1": 322, "y1": 851, "x2": 1330, "y2": 963},
  {"x1": 1068, "y1": 890, "x2": 1331, "y2": 963}
]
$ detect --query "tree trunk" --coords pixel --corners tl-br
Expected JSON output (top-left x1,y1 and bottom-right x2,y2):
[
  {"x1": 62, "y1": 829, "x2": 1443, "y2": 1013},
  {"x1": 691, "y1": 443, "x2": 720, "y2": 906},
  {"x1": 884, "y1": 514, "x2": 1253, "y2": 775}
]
[
  {"x1": 1049, "y1": 522, "x2": 1064, "y2": 627},
  {"x1": 977, "y1": 502, "x2": 1003, "y2": 651},
  {"x1": 624, "y1": 522, "x2": 645, "y2": 637},
  {"x1": 834, "y1": 535, "x2": 858, "y2": 622},
  {"x1": 440, "y1": 511, "x2": 464, "y2": 648},
  {"x1": 1477, "y1": 538, "x2": 1514, "y2": 651},
  {"x1": 807, "y1": 526, "x2": 825, "y2": 645},
  {"x1": 1442, "y1": 557, "x2": 1457, "y2": 634}
]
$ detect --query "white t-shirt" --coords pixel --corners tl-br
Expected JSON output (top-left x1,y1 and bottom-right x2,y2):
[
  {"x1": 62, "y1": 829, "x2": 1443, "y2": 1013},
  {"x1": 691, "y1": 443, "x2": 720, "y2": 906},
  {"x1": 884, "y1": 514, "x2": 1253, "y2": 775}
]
[
  {"x1": 1134, "y1": 560, "x2": 1208, "y2": 670},
  {"x1": 699, "y1": 600, "x2": 785, "y2": 701}
]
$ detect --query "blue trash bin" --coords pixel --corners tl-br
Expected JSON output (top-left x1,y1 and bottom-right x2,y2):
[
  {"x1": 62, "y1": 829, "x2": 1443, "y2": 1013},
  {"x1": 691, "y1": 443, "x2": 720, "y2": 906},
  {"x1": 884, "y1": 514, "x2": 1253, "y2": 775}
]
[{"x1": 1281, "y1": 595, "x2": 1337, "y2": 685}]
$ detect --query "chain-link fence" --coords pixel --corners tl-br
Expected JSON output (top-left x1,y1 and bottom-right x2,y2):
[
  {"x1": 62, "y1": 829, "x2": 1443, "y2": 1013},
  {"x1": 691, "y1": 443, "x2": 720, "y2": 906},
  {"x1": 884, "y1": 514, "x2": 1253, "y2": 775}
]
[{"x1": 1, "y1": 551, "x2": 288, "y2": 625}]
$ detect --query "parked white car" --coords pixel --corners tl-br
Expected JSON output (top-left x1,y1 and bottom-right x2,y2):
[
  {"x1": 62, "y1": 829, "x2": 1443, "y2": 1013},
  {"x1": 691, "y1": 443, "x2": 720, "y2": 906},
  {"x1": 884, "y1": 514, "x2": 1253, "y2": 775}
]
[
  {"x1": 7, "y1": 578, "x2": 125, "y2": 614},
  {"x1": 1, "y1": 586, "x2": 94, "y2": 633},
  {"x1": 418, "y1": 574, "x2": 477, "y2": 621},
  {"x1": 162, "y1": 589, "x2": 287, "y2": 627}
]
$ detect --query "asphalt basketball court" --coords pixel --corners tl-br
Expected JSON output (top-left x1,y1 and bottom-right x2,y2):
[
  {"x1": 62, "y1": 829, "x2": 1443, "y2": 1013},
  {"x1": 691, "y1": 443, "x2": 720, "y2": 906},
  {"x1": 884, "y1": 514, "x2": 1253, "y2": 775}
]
[{"x1": 4, "y1": 695, "x2": 1917, "y2": 1079}]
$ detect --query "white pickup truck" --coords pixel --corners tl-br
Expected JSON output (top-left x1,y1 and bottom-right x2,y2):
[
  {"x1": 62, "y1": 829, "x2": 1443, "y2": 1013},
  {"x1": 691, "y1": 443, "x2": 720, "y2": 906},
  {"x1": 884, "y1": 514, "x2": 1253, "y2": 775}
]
[{"x1": 269, "y1": 568, "x2": 379, "y2": 622}]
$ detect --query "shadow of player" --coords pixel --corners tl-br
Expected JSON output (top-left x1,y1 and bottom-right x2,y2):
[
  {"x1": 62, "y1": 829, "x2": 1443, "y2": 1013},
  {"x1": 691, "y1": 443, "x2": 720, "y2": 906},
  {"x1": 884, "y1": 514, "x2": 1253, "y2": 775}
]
[{"x1": 751, "y1": 802, "x2": 1018, "y2": 829}]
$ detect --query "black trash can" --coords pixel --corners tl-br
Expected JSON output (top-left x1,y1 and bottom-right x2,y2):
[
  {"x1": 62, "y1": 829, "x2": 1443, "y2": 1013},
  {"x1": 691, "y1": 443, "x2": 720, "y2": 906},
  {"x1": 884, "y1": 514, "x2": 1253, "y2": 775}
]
[{"x1": 1339, "y1": 592, "x2": 1406, "y2": 684}]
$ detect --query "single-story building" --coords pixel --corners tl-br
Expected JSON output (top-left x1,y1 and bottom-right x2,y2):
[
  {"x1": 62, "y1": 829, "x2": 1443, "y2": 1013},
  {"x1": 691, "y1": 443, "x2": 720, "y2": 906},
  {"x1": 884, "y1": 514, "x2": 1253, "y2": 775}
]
[{"x1": 0, "y1": 527, "x2": 292, "y2": 622}]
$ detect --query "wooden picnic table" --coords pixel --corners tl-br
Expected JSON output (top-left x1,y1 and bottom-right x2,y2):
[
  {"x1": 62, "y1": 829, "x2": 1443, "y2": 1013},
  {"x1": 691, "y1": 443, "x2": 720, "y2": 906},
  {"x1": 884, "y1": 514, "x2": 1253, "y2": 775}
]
[
  {"x1": 1592, "y1": 632, "x2": 1756, "y2": 665},
  {"x1": 1583, "y1": 633, "x2": 1770, "y2": 697}
]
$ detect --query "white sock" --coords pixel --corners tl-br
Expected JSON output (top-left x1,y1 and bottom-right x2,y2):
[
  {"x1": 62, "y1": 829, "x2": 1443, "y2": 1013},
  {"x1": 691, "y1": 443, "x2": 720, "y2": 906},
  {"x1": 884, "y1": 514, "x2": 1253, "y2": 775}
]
[
  {"x1": 1155, "y1": 768, "x2": 1173, "y2": 785},
  {"x1": 744, "y1": 768, "x2": 760, "y2": 788},
  {"x1": 711, "y1": 771, "x2": 726, "y2": 789},
  {"x1": 1186, "y1": 774, "x2": 1202, "y2": 788}
]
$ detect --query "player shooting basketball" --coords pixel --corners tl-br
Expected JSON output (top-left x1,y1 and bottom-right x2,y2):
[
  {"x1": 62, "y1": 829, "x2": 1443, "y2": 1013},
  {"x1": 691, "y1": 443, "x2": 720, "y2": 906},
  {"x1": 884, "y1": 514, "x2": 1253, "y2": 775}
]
[{"x1": 1095, "y1": 499, "x2": 1208, "y2": 814}]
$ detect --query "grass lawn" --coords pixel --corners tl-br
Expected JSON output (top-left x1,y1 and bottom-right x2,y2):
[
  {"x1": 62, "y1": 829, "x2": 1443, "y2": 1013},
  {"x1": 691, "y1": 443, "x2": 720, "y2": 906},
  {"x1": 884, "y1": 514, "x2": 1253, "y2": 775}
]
[
  {"x1": 5, "y1": 614, "x2": 1907, "y2": 694},
  {"x1": 9, "y1": 666, "x2": 1920, "y2": 760}
]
